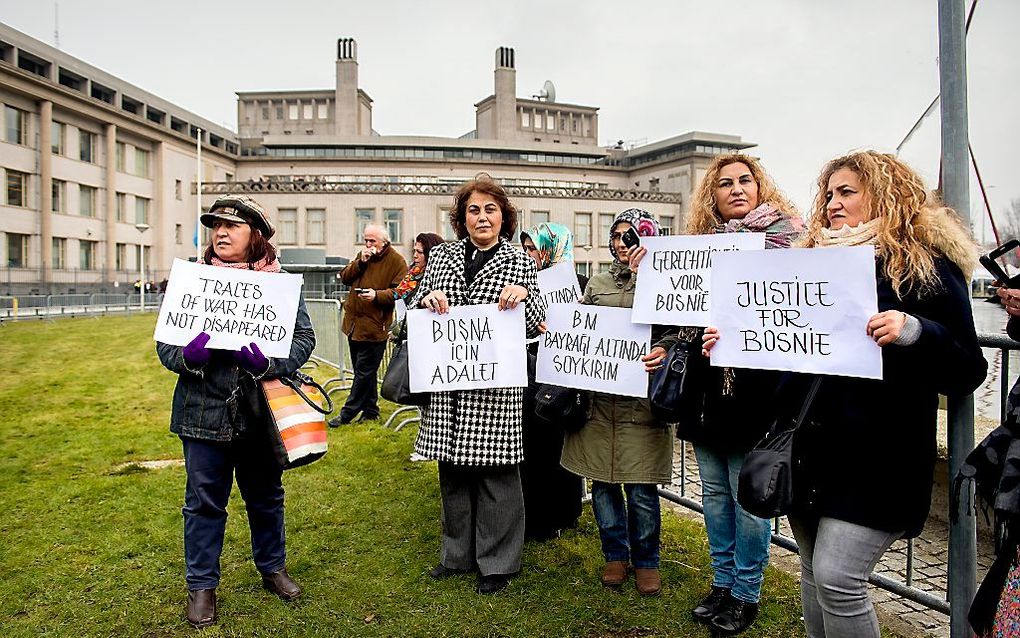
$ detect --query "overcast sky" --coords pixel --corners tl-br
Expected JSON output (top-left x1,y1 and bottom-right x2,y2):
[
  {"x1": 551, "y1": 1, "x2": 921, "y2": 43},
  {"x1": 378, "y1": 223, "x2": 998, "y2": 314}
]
[{"x1": 2, "y1": 0, "x2": 1016, "y2": 242}]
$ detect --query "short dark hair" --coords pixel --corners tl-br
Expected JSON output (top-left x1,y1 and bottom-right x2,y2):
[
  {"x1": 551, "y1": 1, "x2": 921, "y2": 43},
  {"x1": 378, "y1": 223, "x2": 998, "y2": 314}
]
[{"x1": 448, "y1": 174, "x2": 517, "y2": 241}]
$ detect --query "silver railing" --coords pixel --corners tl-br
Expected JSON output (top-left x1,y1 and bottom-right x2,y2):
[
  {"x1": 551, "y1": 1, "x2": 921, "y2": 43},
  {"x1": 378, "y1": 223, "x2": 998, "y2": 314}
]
[{"x1": 0, "y1": 293, "x2": 165, "y2": 320}]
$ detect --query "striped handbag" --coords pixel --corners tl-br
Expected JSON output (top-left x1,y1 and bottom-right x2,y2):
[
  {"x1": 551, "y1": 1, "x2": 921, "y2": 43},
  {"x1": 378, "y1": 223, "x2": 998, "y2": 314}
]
[{"x1": 258, "y1": 371, "x2": 333, "y2": 470}]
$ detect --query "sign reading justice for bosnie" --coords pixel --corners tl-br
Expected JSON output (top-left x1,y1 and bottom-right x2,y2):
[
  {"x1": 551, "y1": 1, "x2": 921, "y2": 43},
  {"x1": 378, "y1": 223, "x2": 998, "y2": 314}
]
[
  {"x1": 709, "y1": 246, "x2": 882, "y2": 379},
  {"x1": 407, "y1": 304, "x2": 528, "y2": 392},
  {"x1": 153, "y1": 259, "x2": 303, "y2": 358},
  {"x1": 537, "y1": 305, "x2": 652, "y2": 398}
]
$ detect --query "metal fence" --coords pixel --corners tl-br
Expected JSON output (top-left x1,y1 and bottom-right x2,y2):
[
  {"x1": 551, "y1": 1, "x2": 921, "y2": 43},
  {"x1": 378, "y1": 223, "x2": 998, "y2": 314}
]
[{"x1": 0, "y1": 293, "x2": 164, "y2": 320}]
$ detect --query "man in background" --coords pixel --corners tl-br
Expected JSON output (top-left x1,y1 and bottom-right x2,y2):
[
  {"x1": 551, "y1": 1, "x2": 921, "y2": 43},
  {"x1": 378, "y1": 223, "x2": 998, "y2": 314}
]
[{"x1": 330, "y1": 224, "x2": 407, "y2": 425}]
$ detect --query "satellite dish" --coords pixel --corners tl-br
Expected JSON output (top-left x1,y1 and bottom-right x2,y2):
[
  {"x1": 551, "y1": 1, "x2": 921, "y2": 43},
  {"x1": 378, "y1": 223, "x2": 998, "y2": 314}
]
[{"x1": 533, "y1": 80, "x2": 557, "y2": 103}]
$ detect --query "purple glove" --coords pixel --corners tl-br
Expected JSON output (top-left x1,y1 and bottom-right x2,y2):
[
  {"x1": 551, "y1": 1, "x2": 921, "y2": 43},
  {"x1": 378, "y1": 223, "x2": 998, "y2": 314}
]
[
  {"x1": 234, "y1": 342, "x2": 270, "y2": 376},
  {"x1": 182, "y1": 332, "x2": 211, "y2": 368}
]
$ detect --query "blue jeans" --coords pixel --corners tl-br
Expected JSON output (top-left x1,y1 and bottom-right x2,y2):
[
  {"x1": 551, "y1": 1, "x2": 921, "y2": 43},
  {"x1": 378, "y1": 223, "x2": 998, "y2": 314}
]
[
  {"x1": 590, "y1": 482, "x2": 661, "y2": 569},
  {"x1": 182, "y1": 436, "x2": 286, "y2": 590},
  {"x1": 695, "y1": 445, "x2": 772, "y2": 603}
]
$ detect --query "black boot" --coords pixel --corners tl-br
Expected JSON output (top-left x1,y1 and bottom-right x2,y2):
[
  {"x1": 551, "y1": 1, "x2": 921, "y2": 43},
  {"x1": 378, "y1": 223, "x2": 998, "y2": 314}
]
[
  {"x1": 709, "y1": 593, "x2": 759, "y2": 635},
  {"x1": 692, "y1": 585, "x2": 731, "y2": 623}
]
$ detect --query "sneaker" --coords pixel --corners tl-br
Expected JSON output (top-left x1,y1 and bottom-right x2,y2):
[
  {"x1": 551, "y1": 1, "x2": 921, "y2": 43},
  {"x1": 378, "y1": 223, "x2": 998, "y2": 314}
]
[
  {"x1": 634, "y1": 567, "x2": 661, "y2": 596},
  {"x1": 328, "y1": 415, "x2": 353, "y2": 428},
  {"x1": 710, "y1": 594, "x2": 759, "y2": 636},
  {"x1": 600, "y1": 561, "x2": 629, "y2": 587},
  {"x1": 692, "y1": 585, "x2": 731, "y2": 623}
]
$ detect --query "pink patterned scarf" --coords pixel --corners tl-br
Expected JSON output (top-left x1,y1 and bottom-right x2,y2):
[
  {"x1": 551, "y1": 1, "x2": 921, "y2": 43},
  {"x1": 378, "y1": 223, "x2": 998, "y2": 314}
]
[{"x1": 201, "y1": 255, "x2": 282, "y2": 273}]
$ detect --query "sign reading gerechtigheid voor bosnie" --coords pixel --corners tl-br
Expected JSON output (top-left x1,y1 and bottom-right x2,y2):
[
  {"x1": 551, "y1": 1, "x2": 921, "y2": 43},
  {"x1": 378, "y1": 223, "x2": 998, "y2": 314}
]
[
  {"x1": 153, "y1": 259, "x2": 303, "y2": 358},
  {"x1": 632, "y1": 234, "x2": 766, "y2": 326},
  {"x1": 709, "y1": 245, "x2": 882, "y2": 379},
  {"x1": 406, "y1": 304, "x2": 528, "y2": 392},
  {"x1": 536, "y1": 305, "x2": 652, "y2": 398}
]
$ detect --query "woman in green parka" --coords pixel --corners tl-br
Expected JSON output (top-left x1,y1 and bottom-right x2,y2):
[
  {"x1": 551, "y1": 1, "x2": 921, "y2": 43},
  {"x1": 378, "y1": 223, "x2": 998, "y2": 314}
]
[{"x1": 560, "y1": 208, "x2": 674, "y2": 596}]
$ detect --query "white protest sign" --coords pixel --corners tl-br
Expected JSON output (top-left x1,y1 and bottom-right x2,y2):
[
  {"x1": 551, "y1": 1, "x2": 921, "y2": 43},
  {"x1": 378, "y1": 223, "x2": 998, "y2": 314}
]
[
  {"x1": 394, "y1": 298, "x2": 407, "y2": 326},
  {"x1": 537, "y1": 261, "x2": 583, "y2": 305},
  {"x1": 536, "y1": 305, "x2": 652, "y2": 398},
  {"x1": 632, "y1": 233, "x2": 766, "y2": 326},
  {"x1": 407, "y1": 304, "x2": 528, "y2": 392},
  {"x1": 709, "y1": 245, "x2": 882, "y2": 379},
  {"x1": 153, "y1": 259, "x2": 303, "y2": 358}
]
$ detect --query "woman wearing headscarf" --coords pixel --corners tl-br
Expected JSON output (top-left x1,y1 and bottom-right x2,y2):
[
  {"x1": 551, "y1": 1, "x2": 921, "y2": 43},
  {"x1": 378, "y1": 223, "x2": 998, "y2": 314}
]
[
  {"x1": 518, "y1": 222, "x2": 586, "y2": 541},
  {"x1": 560, "y1": 208, "x2": 673, "y2": 596},
  {"x1": 634, "y1": 153, "x2": 803, "y2": 634},
  {"x1": 156, "y1": 195, "x2": 315, "y2": 628}
]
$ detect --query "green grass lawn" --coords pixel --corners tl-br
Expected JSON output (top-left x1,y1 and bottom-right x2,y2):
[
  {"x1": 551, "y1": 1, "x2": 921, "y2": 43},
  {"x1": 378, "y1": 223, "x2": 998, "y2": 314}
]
[{"x1": 0, "y1": 314, "x2": 815, "y2": 637}]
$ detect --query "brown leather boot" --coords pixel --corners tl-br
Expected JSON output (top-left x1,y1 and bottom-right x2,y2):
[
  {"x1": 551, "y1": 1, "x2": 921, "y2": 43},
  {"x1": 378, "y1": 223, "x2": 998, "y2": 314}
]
[
  {"x1": 600, "y1": 561, "x2": 629, "y2": 587},
  {"x1": 262, "y1": 568, "x2": 302, "y2": 601},
  {"x1": 634, "y1": 567, "x2": 662, "y2": 596},
  {"x1": 186, "y1": 588, "x2": 216, "y2": 628}
]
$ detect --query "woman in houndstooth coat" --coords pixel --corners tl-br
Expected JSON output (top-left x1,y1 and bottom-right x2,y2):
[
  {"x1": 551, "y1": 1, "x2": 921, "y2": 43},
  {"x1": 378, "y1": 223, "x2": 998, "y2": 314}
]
[{"x1": 409, "y1": 174, "x2": 546, "y2": 594}]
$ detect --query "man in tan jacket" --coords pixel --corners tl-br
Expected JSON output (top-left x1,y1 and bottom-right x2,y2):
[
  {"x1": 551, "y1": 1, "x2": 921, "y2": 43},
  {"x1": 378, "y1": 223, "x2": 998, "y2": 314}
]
[{"x1": 330, "y1": 224, "x2": 407, "y2": 425}]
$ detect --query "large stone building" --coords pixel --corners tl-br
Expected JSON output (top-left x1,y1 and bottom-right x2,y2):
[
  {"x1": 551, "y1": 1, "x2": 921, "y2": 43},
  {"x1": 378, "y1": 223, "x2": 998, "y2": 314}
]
[{"x1": 0, "y1": 23, "x2": 753, "y2": 294}]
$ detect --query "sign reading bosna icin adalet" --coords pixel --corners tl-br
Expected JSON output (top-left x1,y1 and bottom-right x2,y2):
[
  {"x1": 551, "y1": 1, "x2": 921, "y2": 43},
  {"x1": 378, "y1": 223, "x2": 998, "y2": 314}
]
[
  {"x1": 406, "y1": 304, "x2": 528, "y2": 392},
  {"x1": 537, "y1": 261, "x2": 583, "y2": 305},
  {"x1": 153, "y1": 259, "x2": 303, "y2": 358},
  {"x1": 708, "y1": 245, "x2": 882, "y2": 379},
  {"x1": 536, "y1": 305, "x2": 652, "y2": 398},
  {"x1": 632, "y1": 234, "x2": 766, "y2": 326}
]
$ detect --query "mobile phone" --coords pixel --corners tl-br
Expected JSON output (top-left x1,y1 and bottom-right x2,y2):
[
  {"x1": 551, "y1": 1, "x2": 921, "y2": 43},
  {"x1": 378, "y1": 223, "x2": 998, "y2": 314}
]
[
  {"x1": 354, "y1": 288, "x2": 371, "y2": 294},
  {"x1": 980, "y1": 239, "x2": 1020, "y2": 288},
  {"x1": 621, "y1": 227, "x2": 640, "y2": 249}
]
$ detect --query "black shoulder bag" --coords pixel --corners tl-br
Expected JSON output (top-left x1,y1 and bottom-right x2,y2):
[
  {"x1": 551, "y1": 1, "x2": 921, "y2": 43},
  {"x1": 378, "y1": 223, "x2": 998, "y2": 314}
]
[
  {"x1": 737, "y1": 376, "x2": 822, "y2": 519},
  {"x1": 649, "y1": 339, "x2": 698, "y2": 422},
  {"x1": 534, "y1": 383, "x2": 590, "y2": 432}
]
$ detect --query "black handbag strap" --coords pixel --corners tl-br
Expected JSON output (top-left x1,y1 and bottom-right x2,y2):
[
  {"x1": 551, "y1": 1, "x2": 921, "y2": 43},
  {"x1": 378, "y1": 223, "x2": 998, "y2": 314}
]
[
  {"x1": 791, "y1": 376, "x2": 823, "y2": 429},
  {"x1": 278, "y1": 372, "x2": 334, "y2": 414}
]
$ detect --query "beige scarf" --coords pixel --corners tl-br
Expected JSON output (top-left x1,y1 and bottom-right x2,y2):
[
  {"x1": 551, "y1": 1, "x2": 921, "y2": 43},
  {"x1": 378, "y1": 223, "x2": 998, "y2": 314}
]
[{"x1": 817, "y1": 219, "x2": 881, "y2": 247}]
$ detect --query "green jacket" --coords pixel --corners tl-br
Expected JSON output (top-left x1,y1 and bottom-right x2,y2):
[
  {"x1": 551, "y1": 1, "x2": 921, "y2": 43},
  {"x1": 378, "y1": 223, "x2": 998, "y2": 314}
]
[{"x1": 560, "y1": 262, "x2": 674, "y2": 484}]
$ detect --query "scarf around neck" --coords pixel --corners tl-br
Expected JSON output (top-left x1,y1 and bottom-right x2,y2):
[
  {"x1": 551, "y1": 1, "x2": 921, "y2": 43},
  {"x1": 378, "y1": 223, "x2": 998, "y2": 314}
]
[
  {"x1": 816, "y1": 219, "x2": 881, "y2": 247},
  {"x1": 395, "y1": 263, "x2": 425, "y2": 301},
  {"x1": 715, "y1": 203, "x2": 805, "y2": 249},
  {"x1": 202, "y1": 255, "x2": 282, "y2": 272}
]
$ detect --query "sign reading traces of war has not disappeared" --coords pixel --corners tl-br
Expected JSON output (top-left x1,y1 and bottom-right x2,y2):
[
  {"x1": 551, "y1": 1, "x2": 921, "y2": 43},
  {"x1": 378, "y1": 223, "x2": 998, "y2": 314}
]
[
  {"x1": 537, "y1": 305, "x2": 652, "y2": 398},
  {"x1": 709, "y1": 245, "x2": 882, "y2": 379},
  {"x1": 537, "y1": 261, "x2": 583, "y2": 305},
  {"x1": 154, "y1": 259, "x2": 303, "y2": 358},
  {"x1": 632, "y1": 234, "x2": 766, "y2": 326},
  {"x1": 407, "y1": 304, "x2": 528, "y2": 393}
]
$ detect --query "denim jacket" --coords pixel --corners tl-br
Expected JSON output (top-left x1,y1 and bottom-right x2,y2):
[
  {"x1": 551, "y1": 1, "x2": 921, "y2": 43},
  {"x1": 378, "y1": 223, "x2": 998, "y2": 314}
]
[{"x1": 156, "y1": 294, "x2": 316, "y2": 441}]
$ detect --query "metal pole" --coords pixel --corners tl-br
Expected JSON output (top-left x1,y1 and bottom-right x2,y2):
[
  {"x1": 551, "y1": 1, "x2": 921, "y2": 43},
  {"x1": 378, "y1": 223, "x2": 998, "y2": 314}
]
[
  {"x1": 196, "y1": 128, "x2": 203, "y2": 261},
  {"x1": 939, "y1": 1, "x2": 976, "y2": 636}
]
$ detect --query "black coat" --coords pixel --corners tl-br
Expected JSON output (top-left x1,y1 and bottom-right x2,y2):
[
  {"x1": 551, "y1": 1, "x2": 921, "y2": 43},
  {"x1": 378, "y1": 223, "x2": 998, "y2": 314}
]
[{"x1": 783, "y1": 257, "x2": 986, "y2": 538}]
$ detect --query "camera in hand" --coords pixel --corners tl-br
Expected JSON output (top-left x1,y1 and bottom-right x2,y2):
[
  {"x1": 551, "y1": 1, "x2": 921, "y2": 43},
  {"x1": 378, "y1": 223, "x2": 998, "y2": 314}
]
[
  {"x1": 981, "y1": 239, "x2": 1020, "y2": 288},
  {"x1": 621, "y1": 227, "x2": 640, "y2": 249}
]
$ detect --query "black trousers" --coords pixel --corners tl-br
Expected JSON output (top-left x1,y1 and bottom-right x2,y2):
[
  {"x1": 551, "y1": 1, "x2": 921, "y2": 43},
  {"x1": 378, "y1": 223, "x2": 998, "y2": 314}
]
[{"x1": 341, "y1": 338, "x2": 386, "y2": 420}]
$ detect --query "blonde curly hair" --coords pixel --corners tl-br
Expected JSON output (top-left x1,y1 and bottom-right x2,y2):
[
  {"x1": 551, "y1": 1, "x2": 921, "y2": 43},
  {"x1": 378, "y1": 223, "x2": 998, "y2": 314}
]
[
  {"x1": 685, "y1": 153, "x2": 798, "y2": 236},
  {"x1": 800, "y1": 150, "x2": 978, "y2": 298}
]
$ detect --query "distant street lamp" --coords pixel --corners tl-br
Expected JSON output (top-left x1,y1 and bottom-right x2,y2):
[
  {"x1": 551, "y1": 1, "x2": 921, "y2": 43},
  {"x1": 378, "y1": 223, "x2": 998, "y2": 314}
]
[{"x1": 136, "y1": 222, "x2": 150, "y2": 310}]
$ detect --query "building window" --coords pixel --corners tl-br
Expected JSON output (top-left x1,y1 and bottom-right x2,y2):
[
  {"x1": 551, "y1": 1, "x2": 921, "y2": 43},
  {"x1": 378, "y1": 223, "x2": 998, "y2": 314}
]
[
  {"x1": 175, "y1": 224, "x2": 182, "y2": 245},
  {"x1": 534, "y1": 113, "x2": 543, "y2": 130},
  {"x1": 52, "y1": 179, "x2": 65, "y2": 212},
  {"x1": 115, "y1": 192, "x2": 126, "y2": 222},
  {"x1": 288, "y1": 104, "x2": 298, "y2": 120},
  {"x1": 175, "y1": 179, "x2": 182, "y2": 200},
  {"x1": 598, "y1": 262, "x2": 612, "y2": 273},
  {"x1": 135, "y1": 197, "x2": 150, "y2": 225},
  {"x1": 52, "y1": 237, "x2": 66, "y2": 269},
  {"x1": 575, "y1": 261, "x2": 591, "y2": 278},
  {"x1": 302, "y1": 104, "x2": 313, "y2": 119},
  {"x1": 659, "y1": 215, "x2": 674, "y2": 236},
  {"x1": 574, "y1": 212, "x2": 592, "y2": 247},
  {"x1": 276, "y1": 106, "x2": 284, "y2": 119},
  {"x1": 134, "y1": 148, "x2": 150, "y2": 177},
  {"x1": 355, "y1": 208, "x2": 374, "y2": 243},
  {"x1": 79, "y1": 130, "x2": 96, "y2": 163},
  {"x1": 6, "y1": 232, "x2": 29, "y2": 267},
  {"x1": 79, "y1": 185, "x2": 96, "y2": 217},
  {"x1": 261, "y1": 106, "x2": 270, "y2": 119},
  {"x1": 438, "y1": 208, "x2": 457, "y2": 241},
  {"x1": 317, "y1": 103, "x2": 328, "y2": 119},
  {"x1": 115, "y1": 142, "x2": 125, "y2": 171},
  {"x1": 5, "y1": 105, "x2": 26, "y2": 145},
  {"x1": 521, "y1": 111, "x2": 530, "y2": 128},
  {"x1": 6, "y1": 169, "x2": 27, "y2": 207},
  {"x1": 278, "y1": 209, "x2": 297, "y2": 244},
  {"x1": 599, "y1": 213, "x2": 614, "y2": 246},
  {"x1": 384, "y1": 209, "x2": 402, "y2": 244},
  {"x1": 306, "y1": 208, "x2": 325, "y2": 244},
  {"x1": 531, "y1": 210, "x2": 550, "y2": 226},
  {"x1": 225, "y1": 172, "x2": 233, "y2": 182},
  {"x1": 547, "y1": 115, "x2": 555, "y2": 131},
  {"x1": 79, "y1": 239, "x2": 97, "y2": 270},
  {"x1": 51, "y1": 121, "x2": 65, "y2": 154},
  {"x1": 115, "y1": 242, "x2": 127, "y2": 271}
]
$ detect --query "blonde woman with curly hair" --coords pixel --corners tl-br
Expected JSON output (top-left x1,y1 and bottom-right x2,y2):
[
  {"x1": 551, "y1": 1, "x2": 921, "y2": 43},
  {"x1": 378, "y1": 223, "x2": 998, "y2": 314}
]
[
  {"x1": 704, "y1": 150, "x2": 987, "y2": 637},
  {"x1": 638, "y1": 153, "x2": 803, "y2": 633}
]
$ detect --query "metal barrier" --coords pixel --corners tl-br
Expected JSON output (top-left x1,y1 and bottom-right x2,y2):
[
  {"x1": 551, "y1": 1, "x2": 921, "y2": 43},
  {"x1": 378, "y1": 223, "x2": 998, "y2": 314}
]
[
  {"x1": 0, "y1": 293, "x2": 164, "y2": 320},
  {"x1": 658, "y1": 330, "x2": 1017, "y2": 630}
]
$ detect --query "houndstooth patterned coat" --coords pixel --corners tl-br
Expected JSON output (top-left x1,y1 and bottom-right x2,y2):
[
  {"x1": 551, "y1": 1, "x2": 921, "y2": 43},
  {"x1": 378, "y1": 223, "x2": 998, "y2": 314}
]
[{"x1": 408, "y1": 238, "x2": 546, "y2": 466}]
